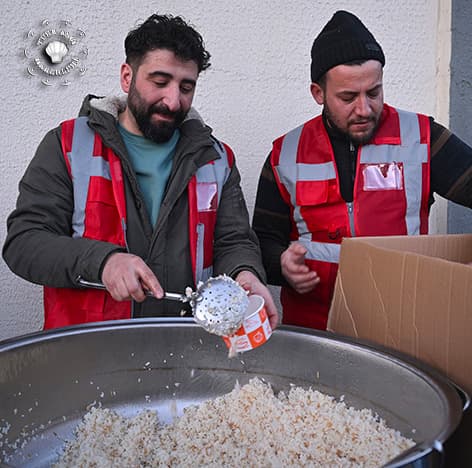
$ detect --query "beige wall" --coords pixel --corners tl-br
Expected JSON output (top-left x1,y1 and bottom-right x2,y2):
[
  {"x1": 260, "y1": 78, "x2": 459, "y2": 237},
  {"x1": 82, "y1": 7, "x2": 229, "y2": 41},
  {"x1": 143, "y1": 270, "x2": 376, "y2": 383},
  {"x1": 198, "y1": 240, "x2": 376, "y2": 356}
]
[{"x1": 0, "y1": 0, "x2": 449, "y2": 339}]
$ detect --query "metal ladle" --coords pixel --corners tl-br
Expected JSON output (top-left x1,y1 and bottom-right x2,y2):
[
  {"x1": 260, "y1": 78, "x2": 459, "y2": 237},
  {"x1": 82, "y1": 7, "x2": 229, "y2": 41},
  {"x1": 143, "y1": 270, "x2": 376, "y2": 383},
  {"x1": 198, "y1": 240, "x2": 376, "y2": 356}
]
[{"x1": 76, "y1": 275, "x2": 249, "y2": 336}]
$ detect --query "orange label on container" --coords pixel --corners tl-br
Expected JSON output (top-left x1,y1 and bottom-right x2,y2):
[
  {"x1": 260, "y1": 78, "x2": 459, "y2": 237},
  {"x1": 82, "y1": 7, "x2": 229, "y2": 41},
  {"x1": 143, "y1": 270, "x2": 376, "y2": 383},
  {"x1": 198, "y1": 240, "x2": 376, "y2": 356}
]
[{"x1": 222, "y1": 297, "x2": 272, "y2": 354}]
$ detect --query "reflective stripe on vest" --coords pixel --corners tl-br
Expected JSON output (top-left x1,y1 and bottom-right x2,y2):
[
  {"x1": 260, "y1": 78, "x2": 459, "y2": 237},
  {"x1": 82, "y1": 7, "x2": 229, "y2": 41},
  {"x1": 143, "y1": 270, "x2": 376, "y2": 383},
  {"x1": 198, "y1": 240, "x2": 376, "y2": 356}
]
[
  {"x1": 276, "y1": 108, "x2": 427, "y2": 264},
  {"x1": 68, "y1": 117, "x2": 112, "y2": 238},
  {"x1": 192, "y1": 140, "x2": 231, "y2": 283}
]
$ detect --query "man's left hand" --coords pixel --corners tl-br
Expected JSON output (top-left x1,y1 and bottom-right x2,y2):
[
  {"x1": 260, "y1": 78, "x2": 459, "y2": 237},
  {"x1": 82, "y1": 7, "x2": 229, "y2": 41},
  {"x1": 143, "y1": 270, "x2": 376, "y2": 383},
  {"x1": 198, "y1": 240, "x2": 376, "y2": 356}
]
[{"x1": 235, "y1": 270, "x2": 279, "y2": 330}]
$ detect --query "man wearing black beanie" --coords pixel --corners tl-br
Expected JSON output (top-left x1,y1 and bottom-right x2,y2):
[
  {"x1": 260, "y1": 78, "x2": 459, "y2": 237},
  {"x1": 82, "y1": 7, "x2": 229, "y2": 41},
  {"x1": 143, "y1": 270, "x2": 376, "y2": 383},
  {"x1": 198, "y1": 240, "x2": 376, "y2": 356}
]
[{"x1": 252, "y1": 10, "x2": 472, "y2": 330}]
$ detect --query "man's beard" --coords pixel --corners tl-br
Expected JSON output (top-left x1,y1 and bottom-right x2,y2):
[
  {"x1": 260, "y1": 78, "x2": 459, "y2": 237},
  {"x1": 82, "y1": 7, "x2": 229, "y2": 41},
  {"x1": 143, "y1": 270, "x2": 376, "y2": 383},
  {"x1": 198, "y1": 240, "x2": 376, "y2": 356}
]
[
  {"x1": 324, "y1": 103, "x2": 380, "y2": 145},
  {"x1": 127, "y1": 84, "x2": 188, "y2": 143}
]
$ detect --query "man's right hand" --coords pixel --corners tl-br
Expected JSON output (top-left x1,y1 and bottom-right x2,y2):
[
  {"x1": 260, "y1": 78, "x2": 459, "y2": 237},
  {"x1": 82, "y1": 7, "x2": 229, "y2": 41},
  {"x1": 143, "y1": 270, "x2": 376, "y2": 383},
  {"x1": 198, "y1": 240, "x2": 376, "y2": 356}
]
[
  {"x1": 101, "y1": 252, "x2": 164, "y2": 302},
  {"x1": 280, "y1": 242, "x2": 320, "y2": 294}
]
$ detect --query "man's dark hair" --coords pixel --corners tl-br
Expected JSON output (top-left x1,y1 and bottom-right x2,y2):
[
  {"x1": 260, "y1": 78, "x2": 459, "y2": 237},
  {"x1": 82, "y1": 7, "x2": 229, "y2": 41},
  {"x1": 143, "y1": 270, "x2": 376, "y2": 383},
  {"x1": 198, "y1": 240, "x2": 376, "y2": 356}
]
[{"x1": 125, "y1": 13, "x2": 211, "y2": 72}]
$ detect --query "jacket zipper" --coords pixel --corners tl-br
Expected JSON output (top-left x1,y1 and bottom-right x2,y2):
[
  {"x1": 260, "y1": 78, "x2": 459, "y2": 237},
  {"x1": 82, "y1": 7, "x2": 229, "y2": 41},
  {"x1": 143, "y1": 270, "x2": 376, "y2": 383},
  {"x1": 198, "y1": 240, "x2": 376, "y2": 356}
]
[
  {"x1": 121, "y1": 217, "x2": 135, "y2": 318},
  {"x1": 346, "y1": 202, "x2": 356, "y2": 237},
  {"x1": 121, "y1": 218, "x2": 130, "y2": 253},
  {"x1": 347, "y1": 141, "x2": 357, "y2": 237}
]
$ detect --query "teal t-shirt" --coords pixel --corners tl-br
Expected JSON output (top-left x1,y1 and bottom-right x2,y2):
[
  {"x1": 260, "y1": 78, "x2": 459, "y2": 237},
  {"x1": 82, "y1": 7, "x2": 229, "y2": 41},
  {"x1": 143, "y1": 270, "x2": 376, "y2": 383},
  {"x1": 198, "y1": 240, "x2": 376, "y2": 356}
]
[{"x1": 118, "y1": 124, "x2": 179, "y2": 226}]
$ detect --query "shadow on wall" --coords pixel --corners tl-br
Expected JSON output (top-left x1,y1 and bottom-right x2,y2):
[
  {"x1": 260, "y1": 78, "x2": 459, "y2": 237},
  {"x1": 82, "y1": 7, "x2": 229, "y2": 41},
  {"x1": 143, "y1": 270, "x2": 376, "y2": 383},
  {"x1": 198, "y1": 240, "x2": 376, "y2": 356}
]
[{"x1": 448, "y1": 0, "x2": 472, "y2": 234}]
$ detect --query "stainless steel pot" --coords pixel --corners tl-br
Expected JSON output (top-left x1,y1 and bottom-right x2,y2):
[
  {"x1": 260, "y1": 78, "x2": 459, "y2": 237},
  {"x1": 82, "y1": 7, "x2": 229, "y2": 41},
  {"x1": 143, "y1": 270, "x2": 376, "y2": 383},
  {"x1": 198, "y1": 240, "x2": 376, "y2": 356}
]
[{"x1": 0, "y1": 319, "x2": 467, "y2": 467}]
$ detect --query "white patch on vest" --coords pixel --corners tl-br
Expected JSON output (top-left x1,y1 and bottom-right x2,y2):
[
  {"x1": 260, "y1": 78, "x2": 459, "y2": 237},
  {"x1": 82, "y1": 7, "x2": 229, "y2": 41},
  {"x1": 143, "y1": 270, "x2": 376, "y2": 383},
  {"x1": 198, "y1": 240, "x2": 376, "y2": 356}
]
[{"x1": 362, "y1": 162, "x2": 404, "y2": 190}]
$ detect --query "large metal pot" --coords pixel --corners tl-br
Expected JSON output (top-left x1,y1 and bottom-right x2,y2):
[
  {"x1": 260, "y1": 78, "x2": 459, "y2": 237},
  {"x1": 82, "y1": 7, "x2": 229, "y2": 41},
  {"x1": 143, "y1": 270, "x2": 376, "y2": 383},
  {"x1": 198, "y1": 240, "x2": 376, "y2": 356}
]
[{"x1": 0, "y1": 319, "x2": 467, "y2": 467}]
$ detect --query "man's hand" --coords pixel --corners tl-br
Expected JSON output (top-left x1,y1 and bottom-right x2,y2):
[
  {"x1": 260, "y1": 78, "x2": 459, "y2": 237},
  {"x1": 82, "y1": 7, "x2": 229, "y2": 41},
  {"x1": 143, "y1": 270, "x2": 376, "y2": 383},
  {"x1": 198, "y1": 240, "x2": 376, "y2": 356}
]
[
  {"x1": 101, "y1": 252, "x2": 164, "y2": 302},
  {"x1": 235, "y1": 270, "x2": 279, "y2": 330},
  {"x1": 281, "y1": 242, "x2": 320, "y2": 294}
]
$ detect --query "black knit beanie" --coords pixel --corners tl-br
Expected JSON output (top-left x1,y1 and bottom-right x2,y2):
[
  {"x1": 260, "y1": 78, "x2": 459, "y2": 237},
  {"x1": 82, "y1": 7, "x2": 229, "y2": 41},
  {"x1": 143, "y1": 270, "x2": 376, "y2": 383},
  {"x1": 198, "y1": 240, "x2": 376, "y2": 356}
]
[{"x1": 310, "y1": 10, "x2": 385, "y2": 83}]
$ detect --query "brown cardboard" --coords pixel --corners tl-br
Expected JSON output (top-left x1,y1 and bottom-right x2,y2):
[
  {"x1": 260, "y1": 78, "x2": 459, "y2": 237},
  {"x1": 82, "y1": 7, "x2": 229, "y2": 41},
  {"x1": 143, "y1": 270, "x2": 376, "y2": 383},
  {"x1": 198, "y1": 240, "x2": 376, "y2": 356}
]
[{"x1": 327, "y1": 234, "x2": 472, "y2": 394}]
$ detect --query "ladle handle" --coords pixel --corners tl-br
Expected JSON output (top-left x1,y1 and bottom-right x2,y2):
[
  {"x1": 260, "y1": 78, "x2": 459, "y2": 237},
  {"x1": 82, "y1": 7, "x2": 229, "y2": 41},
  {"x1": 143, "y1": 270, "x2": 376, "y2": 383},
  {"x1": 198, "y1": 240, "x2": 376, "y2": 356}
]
[
  {"x1": 76, "y1": 277, "x2": 186, "y2": 302},
  {"x1": 163, "y1": 292, "x2": 187, "y2": 301}
]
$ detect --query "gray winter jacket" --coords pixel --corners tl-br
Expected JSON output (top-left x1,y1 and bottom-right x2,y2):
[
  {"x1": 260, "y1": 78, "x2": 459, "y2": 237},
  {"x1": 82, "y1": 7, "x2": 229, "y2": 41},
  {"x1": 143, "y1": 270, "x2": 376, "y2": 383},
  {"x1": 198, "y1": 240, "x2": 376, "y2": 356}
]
[{"x1": 3, "y1": 95, "x2": 266, "y2": 318}]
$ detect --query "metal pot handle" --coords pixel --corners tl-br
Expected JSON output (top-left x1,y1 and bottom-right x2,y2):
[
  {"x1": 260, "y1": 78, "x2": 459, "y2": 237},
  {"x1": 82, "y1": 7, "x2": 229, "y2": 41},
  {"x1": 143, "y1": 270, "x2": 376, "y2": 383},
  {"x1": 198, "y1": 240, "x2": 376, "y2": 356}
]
[
  {"x1": 451, "y1": 382, "x2": 471, "y2": 412},
  {"x1": 384, "y1": 439, "x2": 444, "y2": 468},
  {"x1": 384, "y1": 383, "x2": 469, "y2": 468}
]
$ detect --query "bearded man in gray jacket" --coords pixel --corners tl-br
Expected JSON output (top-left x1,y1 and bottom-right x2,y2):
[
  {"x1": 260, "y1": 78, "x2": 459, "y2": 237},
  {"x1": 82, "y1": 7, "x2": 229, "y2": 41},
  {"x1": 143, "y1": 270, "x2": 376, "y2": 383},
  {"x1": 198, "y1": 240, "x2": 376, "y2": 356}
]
[{"x1": 3, "y1": 13, "x2": 278, "y2": 330}]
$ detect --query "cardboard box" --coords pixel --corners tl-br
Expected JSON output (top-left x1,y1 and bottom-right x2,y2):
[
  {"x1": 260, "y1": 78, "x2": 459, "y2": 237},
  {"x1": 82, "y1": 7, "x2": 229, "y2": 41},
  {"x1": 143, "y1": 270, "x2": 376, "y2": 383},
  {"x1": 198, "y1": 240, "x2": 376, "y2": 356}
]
[{"x1": 327, "y1": 234, "x2": 472, "y2": 394}]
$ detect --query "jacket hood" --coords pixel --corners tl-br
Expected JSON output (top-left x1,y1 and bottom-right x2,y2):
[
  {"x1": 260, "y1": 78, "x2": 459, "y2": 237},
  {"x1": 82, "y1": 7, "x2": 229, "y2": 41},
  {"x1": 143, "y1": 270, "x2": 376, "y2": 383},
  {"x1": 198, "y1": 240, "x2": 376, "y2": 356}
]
[{"x1": 79, "y1": 94, "x2": 205, "y2": 125}]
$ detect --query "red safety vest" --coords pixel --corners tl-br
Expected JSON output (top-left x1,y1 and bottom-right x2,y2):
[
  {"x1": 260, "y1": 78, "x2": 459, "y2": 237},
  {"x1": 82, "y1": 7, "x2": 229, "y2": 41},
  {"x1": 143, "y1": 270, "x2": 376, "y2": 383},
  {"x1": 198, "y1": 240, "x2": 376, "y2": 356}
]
[
  {"x1": 43, "y1": 116, "x2": 232, "y2": 329},
  {"x1": 272, "y1": 104, "x2": 431, "y2": 329}
]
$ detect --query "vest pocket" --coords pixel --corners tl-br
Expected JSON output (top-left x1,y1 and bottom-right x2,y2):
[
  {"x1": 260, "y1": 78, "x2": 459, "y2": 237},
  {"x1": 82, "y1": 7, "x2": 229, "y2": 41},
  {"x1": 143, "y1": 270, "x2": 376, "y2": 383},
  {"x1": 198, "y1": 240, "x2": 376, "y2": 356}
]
[
  {"x1": 296, "y1": 180, "x2": 329, "y2": 206},
  {"x1": 195, "y1": 182, "x2": 218, "y2": 271},
  {"x1": 84, "y1": 176, "x2": 122, "y2": 243}
]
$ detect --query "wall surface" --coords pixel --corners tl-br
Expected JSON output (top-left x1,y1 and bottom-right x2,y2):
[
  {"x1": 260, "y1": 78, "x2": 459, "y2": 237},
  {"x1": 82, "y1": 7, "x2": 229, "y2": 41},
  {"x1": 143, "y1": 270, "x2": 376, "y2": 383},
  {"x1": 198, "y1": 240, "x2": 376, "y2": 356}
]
[{"x1": 0, "y1": 0, "x2": 449, "y2": 339}]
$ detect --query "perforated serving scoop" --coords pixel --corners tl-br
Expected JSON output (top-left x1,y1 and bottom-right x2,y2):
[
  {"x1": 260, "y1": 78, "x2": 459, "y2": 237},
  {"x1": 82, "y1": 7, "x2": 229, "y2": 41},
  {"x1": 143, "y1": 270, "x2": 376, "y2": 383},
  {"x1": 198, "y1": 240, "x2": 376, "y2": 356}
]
[
  {"x1": 191, "y1": 275, "x2": 249, "y2": 336},
  {"x1": 76, "y1": 274, "x2": 248, "y2": 337}
]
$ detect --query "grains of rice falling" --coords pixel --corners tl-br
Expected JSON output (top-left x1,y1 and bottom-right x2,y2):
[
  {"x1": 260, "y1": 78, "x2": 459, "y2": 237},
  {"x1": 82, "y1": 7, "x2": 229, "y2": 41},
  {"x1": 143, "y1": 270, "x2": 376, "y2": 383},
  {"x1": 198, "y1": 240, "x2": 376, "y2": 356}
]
[{"x1": 53, "y1": 378, "x2": 414, "y2": 467}]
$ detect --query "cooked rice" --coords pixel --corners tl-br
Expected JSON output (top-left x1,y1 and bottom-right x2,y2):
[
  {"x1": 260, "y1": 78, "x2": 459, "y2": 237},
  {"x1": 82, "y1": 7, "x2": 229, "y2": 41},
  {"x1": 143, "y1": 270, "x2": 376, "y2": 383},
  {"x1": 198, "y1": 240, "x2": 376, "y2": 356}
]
[{"x1": 54, "y1": 378, "x2": 414, "y2": 467}]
